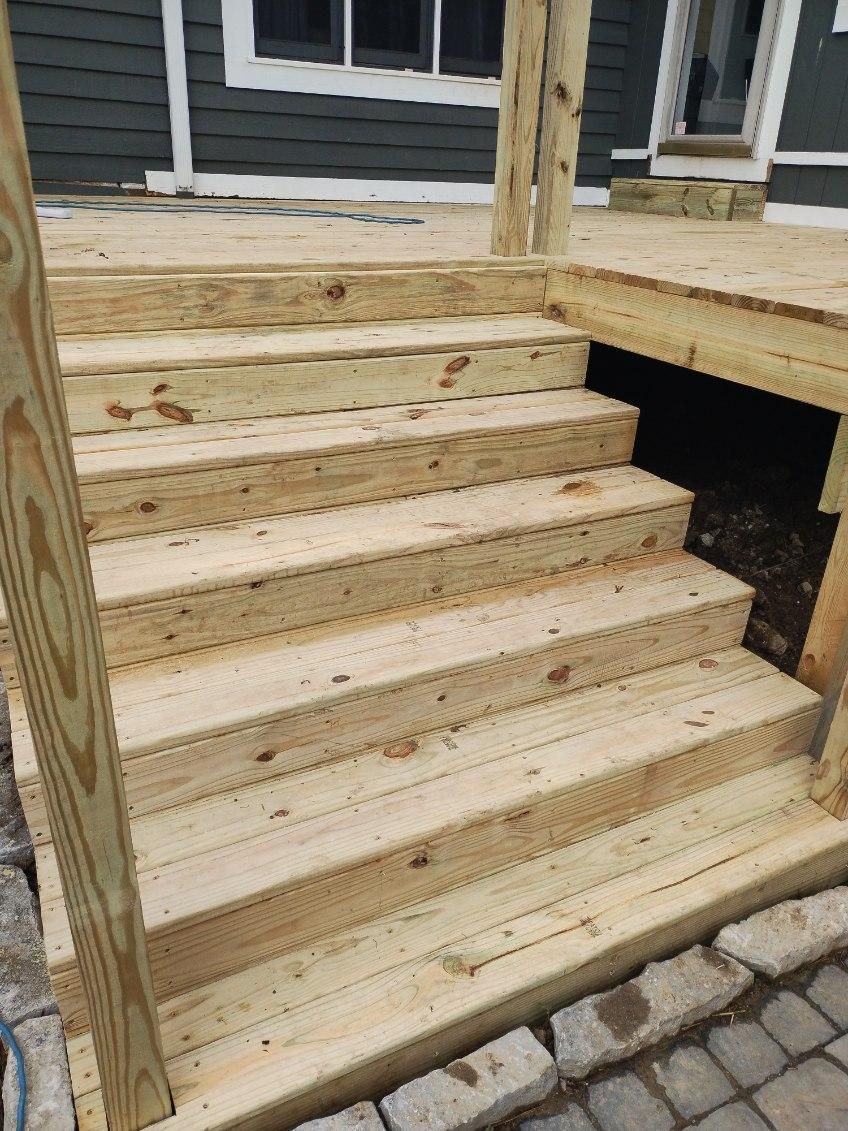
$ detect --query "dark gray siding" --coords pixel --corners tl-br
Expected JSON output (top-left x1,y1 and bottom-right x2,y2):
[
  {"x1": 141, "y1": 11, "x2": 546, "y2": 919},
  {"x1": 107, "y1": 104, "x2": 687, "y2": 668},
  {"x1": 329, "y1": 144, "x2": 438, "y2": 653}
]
[
  {"x1": 10, "y1": 0, "x2": 171, "y2": 186},
  {"x1": 182, "y1": 0, "x2": 628, "y2": 187},
  {"x1": 609, "y1": 0, "x2": 666, "y2": 179},
  {"x1": 771, "y1": 1, "x2": 848, "y2": 208}
]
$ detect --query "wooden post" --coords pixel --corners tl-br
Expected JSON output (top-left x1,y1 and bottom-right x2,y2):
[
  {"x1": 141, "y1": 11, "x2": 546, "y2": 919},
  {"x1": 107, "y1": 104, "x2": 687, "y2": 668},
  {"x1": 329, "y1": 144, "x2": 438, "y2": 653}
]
[
  {"x1": 819, "y1": 415, "x2": 848, "y2": 514},
  {"x1": 798, "y1": 507, "x2": 848, "y2": 702},
  {"x1": 811, "y1": 645, "x2": 848, "y2": 819},
  {"x1": 490, "y1": 0, "x2": 547, "y2": 257},
  {"x1": 0, "y1": 7, "x2": 171, "y2": 1129},
  {"x1": 532, "y1": 0, "x2": 592, "y2": 257}
]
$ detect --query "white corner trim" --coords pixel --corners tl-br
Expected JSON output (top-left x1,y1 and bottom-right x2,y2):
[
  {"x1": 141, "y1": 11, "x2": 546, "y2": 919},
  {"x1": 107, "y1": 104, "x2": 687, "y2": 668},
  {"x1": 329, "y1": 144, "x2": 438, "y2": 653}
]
[
  {"x1": 610, "y1": 149, "x2": 651, "y2": 162},
  {"x1": 773, "y1": 152, "x2": 848, "y2": 166},
  {"x1": 145, "y1": 170, "x2": 610, "y2": 207},
  {"x1": 646, "y1": 0, "x2": 801, "y2": 180},
  {"x1": 764, "y1": 202, "x2": 848, "y2": 229},
  {"x1": 161, "y1": 0, "x2": 194, "y2": 192},
  {"x1": 221, "y1": 0, "x2": 501, "y2": 107},
  {"x1": 835, "y1": 0, "x2": 848, "y2": 34}
]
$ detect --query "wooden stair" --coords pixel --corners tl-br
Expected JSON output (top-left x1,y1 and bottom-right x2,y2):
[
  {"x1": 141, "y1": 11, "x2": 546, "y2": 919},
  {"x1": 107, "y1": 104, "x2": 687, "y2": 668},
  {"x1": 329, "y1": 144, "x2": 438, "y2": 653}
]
[{"x1": 6, "y1": 284, "x2": 848, "y2": 1131}]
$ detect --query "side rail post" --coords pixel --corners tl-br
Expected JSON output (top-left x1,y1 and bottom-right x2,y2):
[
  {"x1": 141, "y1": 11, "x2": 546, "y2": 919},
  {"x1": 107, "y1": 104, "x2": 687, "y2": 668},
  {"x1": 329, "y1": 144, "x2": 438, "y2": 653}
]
[
  {"x1": 490, "y1": 0, "x2": 547, "y2": 256},
  {"x1": 532, "y1": 0, "x2": 592, "y2": 257},
  {"x1": 0, "y1": 6, "x2": 172, "y2": 1128}
]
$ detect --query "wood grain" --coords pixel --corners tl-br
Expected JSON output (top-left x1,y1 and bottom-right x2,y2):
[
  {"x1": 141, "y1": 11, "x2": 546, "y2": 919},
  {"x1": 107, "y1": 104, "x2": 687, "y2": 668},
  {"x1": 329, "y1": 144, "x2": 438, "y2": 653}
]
[
  {"x1": 799, "y1": 508, "x2": 848, "y2": 700},
  {"x1": 532, "y1": 0, "x2": 592, "y2": 256},
  {"x1": 609, "y1": 179, "x2": 766, "y2": 222},
  {"x1": 0, "y1": 8, "x2": 170, "y2": 1128},
  {"x1": 490, "y1": 0, "x2": 547, "y2": 256},
  {"x1": 820, "y1": 416, "x2": 848, "y2": 514}
]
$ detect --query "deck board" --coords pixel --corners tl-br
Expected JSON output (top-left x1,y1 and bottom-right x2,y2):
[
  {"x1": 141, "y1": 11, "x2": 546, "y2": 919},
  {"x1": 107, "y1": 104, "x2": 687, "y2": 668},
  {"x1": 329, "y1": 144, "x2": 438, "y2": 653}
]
[{"x1": 38, "y1": 198, "x2": 848, "y2": 327}]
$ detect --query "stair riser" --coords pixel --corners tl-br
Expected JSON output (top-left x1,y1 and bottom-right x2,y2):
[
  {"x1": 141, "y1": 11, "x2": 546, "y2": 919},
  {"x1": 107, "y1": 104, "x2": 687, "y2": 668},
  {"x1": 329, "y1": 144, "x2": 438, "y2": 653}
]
[
  {"x1": 52, "y1": 707, "x2": 816, "y2": 1037},
  {"x1": 0, "y1": 504, "x2": 691, "y2": 686},
  {"x1": 78, "y1": 417, "x2": 637, "y2": 541},
  {"x1": 19, "y1": 596, "x2": 751, "y2": 846},
  {"x1": 48, "y1": 266, "x2": 546, "y2": 335},
  {"x1": 63, "y1": 342, "x2": 589, "y2": 434}
]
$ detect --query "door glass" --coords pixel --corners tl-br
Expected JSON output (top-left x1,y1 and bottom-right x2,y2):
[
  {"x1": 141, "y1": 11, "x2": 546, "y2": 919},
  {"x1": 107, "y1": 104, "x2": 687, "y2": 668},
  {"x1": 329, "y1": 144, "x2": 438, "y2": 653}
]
[{"x1": 672, "y1": 0, "x2": 766, "y2": 136}]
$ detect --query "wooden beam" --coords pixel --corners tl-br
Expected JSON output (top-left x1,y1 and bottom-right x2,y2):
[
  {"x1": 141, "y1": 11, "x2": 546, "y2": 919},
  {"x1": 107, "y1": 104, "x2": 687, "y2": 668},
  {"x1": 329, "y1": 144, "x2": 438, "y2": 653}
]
[
  {"x1": 532, "y1": 0, "x2": 592, "y2": 257},
  {"x1": 798, "y1": 508, "x2": 848, "y2": 701},
  {"x1": 0, "y1": 8, "x2": 171, "y2": 1129},
  {"x1": 820, "y1": 416, "x2": 848, "y2": 514},
  {"x1": 490, "y1": 0, "x2": 547, "y2": 257},
  {"x1": 544, "y1": 270, "x2": 848, "y2": 414}
]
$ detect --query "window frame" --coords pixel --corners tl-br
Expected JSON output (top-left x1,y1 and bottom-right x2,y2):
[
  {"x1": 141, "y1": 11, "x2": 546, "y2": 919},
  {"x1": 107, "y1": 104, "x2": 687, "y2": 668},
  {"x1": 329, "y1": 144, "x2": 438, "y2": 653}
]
[
  {"x1": 222, "y1": 0, "x2": 503, "y2": 107},
  {"x1": 657, "y1": 0, "x2": 781, "y2": 157}
]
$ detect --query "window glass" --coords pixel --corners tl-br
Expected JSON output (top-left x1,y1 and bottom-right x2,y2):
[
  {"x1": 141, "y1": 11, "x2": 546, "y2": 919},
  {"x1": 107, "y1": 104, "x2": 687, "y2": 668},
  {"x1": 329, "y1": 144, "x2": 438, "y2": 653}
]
[
  {"x1": 353, "y1": 0, "x2": 433, "y2": 71},
  {"x1": 254, "y1": 0, "x2": 344, "y2": 63},
  {"x1": 440, "y1": 0, "x2": 505, "y2": 77},
  {"x1": 672, "y1": 0, "x2": 767, "y2": 136}
]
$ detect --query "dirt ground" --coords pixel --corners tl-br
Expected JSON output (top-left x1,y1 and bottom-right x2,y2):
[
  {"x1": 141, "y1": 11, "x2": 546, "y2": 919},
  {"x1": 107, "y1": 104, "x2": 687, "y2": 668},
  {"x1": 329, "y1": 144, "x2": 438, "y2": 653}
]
[{"x1": 587, "y1": 346, "x2": 841, "y2": 676}]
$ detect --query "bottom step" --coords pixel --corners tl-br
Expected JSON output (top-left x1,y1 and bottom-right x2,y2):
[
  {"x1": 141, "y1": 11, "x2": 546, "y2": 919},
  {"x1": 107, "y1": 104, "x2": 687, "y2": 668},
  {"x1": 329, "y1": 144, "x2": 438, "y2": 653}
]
[{"x1": 71, "y1": 755, "x2": 848, "y2": 1131}]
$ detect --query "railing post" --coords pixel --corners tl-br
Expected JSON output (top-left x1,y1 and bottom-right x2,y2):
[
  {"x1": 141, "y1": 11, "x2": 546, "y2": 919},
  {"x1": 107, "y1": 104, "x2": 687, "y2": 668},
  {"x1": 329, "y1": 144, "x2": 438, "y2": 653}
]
[
  {"x1": 532, "y1": 0, "x2": 592, "y2": 257},
  {"x1": 0, "y1": 6, "x2": 172, "y2": 1129},
  {"x1": 490, "y1": 0, "x2": 547, "y2": 256}
]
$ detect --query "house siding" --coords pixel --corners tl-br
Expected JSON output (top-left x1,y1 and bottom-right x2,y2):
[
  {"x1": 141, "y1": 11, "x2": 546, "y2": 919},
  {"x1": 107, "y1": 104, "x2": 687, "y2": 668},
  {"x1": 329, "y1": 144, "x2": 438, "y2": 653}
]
[
  {"x1": 771, "y1": 0, "x2": 848, "y2": 209},
  {"x1": 181, "y1": 0, "x2": 628, "y2": 188},
  {"x1": 9, "y1": 0, "x2": 172, "y2": 186}
]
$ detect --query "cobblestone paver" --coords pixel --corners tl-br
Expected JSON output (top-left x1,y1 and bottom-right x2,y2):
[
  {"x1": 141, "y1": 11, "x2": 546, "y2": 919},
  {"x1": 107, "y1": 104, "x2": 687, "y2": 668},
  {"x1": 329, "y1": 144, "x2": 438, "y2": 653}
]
[{"x1": 508, "y1": 948, "x2": 848, "y2": 1131}]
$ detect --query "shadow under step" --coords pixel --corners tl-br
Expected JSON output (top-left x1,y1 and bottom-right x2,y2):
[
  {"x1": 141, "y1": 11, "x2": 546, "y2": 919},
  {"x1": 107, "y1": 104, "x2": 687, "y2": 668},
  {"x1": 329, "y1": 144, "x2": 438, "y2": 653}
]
[
  {"x1": 71, "y1": 389, "x2": 638, "y2": 541},
  {"x1": 58, "y1": 314, "x2": 589, "y2": 434},
  {"x1": 0, "y1": 466, "x2": 693, "y2": 679},
  {"x1": 13, "y1": 550, "x2": 754, "y2": 846},
  {"x1": 68, "y1": 754, "x2": 848, "y2": 1131},
  {"x1": 39, "y1": 646, "x2": 818, "y2": 1036}
]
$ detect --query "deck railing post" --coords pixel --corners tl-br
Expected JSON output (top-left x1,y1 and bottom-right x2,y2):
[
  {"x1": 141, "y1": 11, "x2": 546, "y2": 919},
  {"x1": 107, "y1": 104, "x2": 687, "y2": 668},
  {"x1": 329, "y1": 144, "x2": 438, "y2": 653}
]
[
  {"x1": 490, "y1": 0, "x2": 547, "y2": 256},
  {"x1": 0, "y1": 6, "x2": 172, "y2": 1129},
  {"x1": 532, "y1": 0, "x2": 592, "y2": 257}
]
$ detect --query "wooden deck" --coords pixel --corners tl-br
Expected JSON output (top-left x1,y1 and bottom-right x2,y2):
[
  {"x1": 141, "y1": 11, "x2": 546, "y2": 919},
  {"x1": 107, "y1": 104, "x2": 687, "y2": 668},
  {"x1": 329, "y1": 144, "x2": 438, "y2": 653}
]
[{"x1": 38, "y1": 197, "x2": 847, "y2": 319}]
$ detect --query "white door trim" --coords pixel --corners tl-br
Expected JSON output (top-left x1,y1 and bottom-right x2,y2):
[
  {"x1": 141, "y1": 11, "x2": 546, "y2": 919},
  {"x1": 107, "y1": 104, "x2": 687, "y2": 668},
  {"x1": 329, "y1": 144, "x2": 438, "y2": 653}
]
[
  {"x1": 764, "y1": 202, "x2": 848, "y2": 229},
  {"x1": 161, "y1": 0, "x2": 194, "y2": 193},
  {"x1": 647, "y1": 0, "x2": 802, "y2": 182}
]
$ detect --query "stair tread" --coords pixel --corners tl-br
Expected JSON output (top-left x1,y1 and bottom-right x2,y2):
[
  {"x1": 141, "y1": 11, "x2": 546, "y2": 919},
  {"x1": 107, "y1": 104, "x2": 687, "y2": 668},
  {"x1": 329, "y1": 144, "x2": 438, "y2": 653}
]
[
  {"x1": 36, "y1": 648, "x2": 818, "y2": 955},
  {"x1": 0, "y1": 467, "x2": 690, "y2": 620},
  {"x1": 10, "y1": 550, "x2": 751, "y2": 784},
  {"x1": 58, "y1": 313, "x2": 589, "y2": 376},
  {"x1": 70, "y1": 389, "x2": 632, "y2": 477},
  {"x1": 70, "y1": 757, "x2": 848, "y2": 1131}
]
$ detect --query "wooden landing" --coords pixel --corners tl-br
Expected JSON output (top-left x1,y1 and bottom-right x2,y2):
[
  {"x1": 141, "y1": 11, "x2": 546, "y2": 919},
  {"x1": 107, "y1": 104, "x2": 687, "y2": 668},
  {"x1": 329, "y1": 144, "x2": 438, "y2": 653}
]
[{"x1": 38, "y1": 198, "x2": 848, "y2": 410}]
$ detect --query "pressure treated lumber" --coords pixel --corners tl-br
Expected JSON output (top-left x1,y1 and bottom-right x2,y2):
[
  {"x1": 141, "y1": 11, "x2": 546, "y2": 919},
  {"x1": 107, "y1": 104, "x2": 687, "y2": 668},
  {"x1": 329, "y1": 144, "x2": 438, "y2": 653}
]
[
  {"x1": 490, "y1": 0, "x2": 547, "y2": 255},
  {"x1": 41, "y1": 664, "x2": 818, "y2": 1035},
  {"x1": 532, "y1": 0, "x2": 592, "y2": 256},
  {"x1": 608, "y1": 179, "x2": 767, "y2": 222},
  {"x1": 71, "y1": 761, "x2": 848, "y2": 1131},
  {"x1": 0, "y1": 467, "x2": 693, "y2": 679},
  {"x1": 48, "y1": 265, "x2": 546, "y2": 335},
  {"x1": 0, "y1": 9, "x2": 170, "y2": 1128},
  {"x1": 70, "y1": 390, "x2": 639, "y2": 541},
  {"x1": 811, "y1": 650, "x2": 848, "y2": 818},
  {"x1": 820, "y1": 416, "x2": 848, "y2": 514},
  {"x1": 60, "y1": 317, "x2": 590, "y2": 433},
  {"x1": 544, "y1": 270, "x2": 848, "y2": 414},
  {"x1": 798, "y1": 508, "x2": 848, "y2": 699},
  {"x1": 12, "y1": 551, "x2": 753, "y2": 846}
]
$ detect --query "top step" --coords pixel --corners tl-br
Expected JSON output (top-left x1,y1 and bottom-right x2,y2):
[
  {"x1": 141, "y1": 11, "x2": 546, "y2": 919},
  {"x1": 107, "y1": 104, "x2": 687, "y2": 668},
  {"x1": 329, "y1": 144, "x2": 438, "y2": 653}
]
[{"x1": 48, "y1": 263, "x2": 548, "y2": 335}]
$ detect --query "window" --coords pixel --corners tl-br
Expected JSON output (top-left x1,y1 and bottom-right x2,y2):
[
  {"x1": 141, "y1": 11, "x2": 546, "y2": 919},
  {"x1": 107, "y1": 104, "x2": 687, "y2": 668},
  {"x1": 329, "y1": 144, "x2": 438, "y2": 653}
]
[
  {"x1": 660, "y1": 0, "x2": 780, "y2": 155},
  {"x1": 225, "y1": 0, "x2": 506, "y2": 106}
]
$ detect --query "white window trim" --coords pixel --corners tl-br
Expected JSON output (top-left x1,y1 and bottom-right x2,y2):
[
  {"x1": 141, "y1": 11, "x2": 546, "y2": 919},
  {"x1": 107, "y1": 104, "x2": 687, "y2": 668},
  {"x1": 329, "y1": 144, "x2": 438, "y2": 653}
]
[
  {"x1": 221, "y1": 0, "x2": 502, "y2": 107},
  {"x1": 835, "y1": 1, "x2": 848, "y2": 34},
  {"x1": 646, "y1": 0, "x2": 802, "y2": 182}
]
